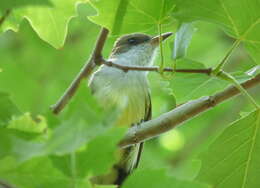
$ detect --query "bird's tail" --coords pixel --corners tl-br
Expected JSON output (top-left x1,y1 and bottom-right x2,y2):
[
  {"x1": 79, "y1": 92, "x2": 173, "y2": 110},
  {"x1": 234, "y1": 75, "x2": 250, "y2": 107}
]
[{"x1": 113, "y1": 142, "x2": 144, "y2": 186}]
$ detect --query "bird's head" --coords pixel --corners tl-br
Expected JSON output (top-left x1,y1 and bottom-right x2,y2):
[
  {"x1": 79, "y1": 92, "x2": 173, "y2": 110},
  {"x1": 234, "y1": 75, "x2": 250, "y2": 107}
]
[{"x1": 110, "y1": 32, "x2": 173, "y2": 66}]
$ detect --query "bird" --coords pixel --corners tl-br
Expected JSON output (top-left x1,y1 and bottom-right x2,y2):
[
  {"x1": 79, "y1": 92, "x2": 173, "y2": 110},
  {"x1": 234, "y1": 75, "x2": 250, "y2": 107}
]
[{"x1": 88, "y1": 32, "x2": 172, "y2": 186}]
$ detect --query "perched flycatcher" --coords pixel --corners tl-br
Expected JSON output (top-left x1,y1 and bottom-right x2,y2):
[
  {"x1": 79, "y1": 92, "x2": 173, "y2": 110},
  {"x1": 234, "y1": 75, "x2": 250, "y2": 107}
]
[{"x1": 88, "y1": 32, "x2": 172, "y2": 186}]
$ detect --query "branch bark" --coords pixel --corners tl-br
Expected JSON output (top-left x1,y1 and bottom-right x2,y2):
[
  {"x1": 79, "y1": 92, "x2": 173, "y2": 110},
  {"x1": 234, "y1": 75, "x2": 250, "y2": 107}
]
[
  {"x1": 0, "y1": 9, "x2": 11, "y2": 27},
  {"x1": 0, "y1": 180, "x2": 13, "y2": 188},
  {"x1": 119, "y1": 73, "x2": 260, "y2": 148},
  {"x1": 51, "y1": 27, "x2": 109, "y2": 114}
]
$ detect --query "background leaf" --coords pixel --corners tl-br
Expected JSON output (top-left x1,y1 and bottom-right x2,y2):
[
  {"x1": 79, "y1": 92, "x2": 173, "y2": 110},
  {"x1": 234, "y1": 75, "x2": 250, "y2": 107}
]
[
  {"x1": 122, "y1": 169, "x2": 211, "y2": 188},
  {"x1": 168, "y1": 59, "x2": 254, "y2": 104},
  {"x1": 0, "y1": 0, "x2": 89, "y2": 48},
  {"x1": 0, "y1": 0, "x2": 52, "y2": 11},
  {"x1": 174, "y1": 0, "x2": 260, "y2": 64},
  {"x1": 0, "y1": 92, "x2": 21, "y2": 127},
  {"x1": 0, "y1": 1, "x2": 260, "y2": 187},
  {"x1": 0, "y1": 156, "x2": 91, "y2": 188},
  {"x1": 50, "y1": 127, "x2": 126, "y2": 178},
  {"x1": 173, "y1": 22, "x2": 196, "y2": 60}
]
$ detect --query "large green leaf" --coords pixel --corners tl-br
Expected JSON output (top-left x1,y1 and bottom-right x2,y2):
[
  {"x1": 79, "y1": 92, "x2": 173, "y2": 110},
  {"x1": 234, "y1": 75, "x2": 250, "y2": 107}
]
[
  {"x1": 0, "y1": 156, "x2": 91, "y2": 188},
  {"x1": 0, "y1": 0, "x2": 89, "y2": 48},
  {"x1": 174, "y1": 0, "x2": 260, "y2": 64},
  {"x1": 50, "y1": 127, "x2": 125, "y2": 178},
  {"x1": 89, "y1": 0, "x2": 176, "y2": 35},
  {"x1": 196, "y1": 110, "x2": 260, "y2": 188},
  {"x1": 122, "y1": 169, "x2": 211, "y2": 188}
]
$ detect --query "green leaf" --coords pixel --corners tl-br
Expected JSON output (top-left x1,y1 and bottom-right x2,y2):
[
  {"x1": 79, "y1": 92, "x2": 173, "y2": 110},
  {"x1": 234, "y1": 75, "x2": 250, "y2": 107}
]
[
  {"x1": 0, "y1": 0, "x2": 52, "y2": 11},
  {"x1": 8, "y1": 112, "x2": 47, "y2": 133},
  {"x1": 89, "y1": 0, "x2": 175, "y2": 35},
  {"x1": 173, "y1": 23, "x2": 196, "y2": 60},
  {"x1": 174, "y1": 0, "x2": 260, "y2": 64},
  {"x1": 42, "y1": 86, "x2": 119, "y2": 155},
  {"x1": 50, "y1": 127, "x2": 126, "y2": 178},
  {"x1": 0, "y1": 156, "x2": 91, "y2": 188},
  {"x1": 122, "y1": 169, "x2": 211, "y2": 188},
  {"x1": 196, "y1": 110, "x2": 260, "y2": 188},
  {"x1": 76, "y1": 127, "x2": 125, "y2": 177},
  {"x1": 42, "y1": 119, "x2": 92, "y2": 155},
  {"x1": 0, "y1": 128, "x2": 44, "y2": 162},
  {"x1": 0, "y1": 91, "x2": 21, "y2": 127},
  {"x1": 168, "y1": 59, "x2": 254, "y2": 103},
  {"x1": 1, "y1": 0, "x2": 89, "y2": 48}
]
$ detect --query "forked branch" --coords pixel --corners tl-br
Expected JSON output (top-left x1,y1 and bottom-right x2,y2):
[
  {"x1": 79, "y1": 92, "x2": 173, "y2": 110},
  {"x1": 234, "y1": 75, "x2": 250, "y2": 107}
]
[{"x1": 51, "y1": 27, "x2": 109, "y2": 114}]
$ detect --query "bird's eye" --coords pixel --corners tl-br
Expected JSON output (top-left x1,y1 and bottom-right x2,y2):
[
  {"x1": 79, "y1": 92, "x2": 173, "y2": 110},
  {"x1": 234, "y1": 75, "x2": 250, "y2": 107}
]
[{"x1": 128, "y1": 38, "x2": 137, "y2": 45}]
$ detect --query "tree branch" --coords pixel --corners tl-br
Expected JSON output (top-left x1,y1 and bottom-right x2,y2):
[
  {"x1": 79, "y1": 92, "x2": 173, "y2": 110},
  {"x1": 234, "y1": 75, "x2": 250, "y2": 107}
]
[
  {"x1": 51, "y1": 27, "x2": 109, "y2": 114},
  {"x1": 0, "y1": 9, "x2": 11, "y2": 27},
  {"x1": 102, "y1": 59, "x2": 212, "y2": 75},
  {"x1": 0, "y1": 180, "x2": 13, "y2": 188},
  {"x1": 119, "y1": 73, "x2": 260, "y2": 148}
]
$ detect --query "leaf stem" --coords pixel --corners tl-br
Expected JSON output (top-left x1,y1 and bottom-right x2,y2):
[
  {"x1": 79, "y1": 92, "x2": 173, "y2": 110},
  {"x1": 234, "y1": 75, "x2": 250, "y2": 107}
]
[
  {"x1": 216, "y1": 71, "x2": 259, "y2": 109},
  {"x1": 213, "y1": 39, "x2": 241, "y2": 74},
  {"x1": 158, "y1": 23, "x2": 165, "y2": 73},
  {"x1": 70, "y1": 152, "x2": 77, "y2": 185}
]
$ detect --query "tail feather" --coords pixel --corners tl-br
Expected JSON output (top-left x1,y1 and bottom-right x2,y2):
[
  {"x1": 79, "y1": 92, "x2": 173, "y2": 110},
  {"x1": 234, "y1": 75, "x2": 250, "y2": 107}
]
[
  {"x1": 114, "y1": 93, "x2": 151, "y2": 186},
  {"x1": 114, "y1": 142, "x2": 144, "y2": 186}
]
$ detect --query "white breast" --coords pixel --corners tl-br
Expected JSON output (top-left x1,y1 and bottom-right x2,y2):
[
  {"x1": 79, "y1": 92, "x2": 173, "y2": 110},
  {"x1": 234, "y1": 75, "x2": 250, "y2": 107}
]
[{"x1": 88, "y1": 43, "x2": 157, "y2": 126}]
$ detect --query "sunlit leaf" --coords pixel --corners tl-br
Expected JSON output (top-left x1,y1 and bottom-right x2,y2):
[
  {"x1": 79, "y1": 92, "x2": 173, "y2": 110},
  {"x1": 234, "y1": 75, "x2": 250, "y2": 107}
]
[
  {"x1": 0, "y1": 0, "x2": 89, "y2": 48},
  {"x1": 8, "y1": 113, "x2": 47, "y2": 133},
  {"x1": 89, "y1": 0, "x2": 176, "y2": 35}
]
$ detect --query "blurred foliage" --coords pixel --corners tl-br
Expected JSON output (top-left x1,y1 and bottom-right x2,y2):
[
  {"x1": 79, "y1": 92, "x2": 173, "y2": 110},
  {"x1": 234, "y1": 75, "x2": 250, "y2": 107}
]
[{"x1": 0, "y1": 0, "x2": 260, "y2": 188}]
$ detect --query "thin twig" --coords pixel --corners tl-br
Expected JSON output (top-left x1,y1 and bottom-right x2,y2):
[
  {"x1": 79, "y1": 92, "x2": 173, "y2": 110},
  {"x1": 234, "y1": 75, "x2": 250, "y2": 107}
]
[
  {"x1": 119, "y1": 73, "x2": 260, "y2": 148},
  {"x1": 102, "y1": 60, "x2": 212, "y2": 75},
  {"x1": 51, "y1": 27, "x2": 109, "y2": 114},
  {"x1": 0, "y1": 9, "x2": 11, "y2": 27},
  {"x1": 0, "y1": 180, "x2": 13, "y2": 188}
]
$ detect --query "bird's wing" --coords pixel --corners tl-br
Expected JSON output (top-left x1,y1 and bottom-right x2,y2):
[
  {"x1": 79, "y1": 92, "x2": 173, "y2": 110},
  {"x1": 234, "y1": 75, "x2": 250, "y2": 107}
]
[{"x1": 134, "y1": 91, "x2": 152, "y2": 169}]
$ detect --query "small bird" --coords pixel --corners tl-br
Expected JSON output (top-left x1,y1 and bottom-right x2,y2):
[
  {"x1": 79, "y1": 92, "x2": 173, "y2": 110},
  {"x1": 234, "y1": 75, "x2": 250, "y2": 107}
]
[{"x1": 88, "y1": 32, "x2": 172, "y2": 186}]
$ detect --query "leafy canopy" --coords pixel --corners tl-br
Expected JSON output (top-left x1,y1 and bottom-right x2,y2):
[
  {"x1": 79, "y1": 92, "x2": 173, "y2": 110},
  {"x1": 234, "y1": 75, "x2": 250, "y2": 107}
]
[{"x1": 0, "y1": 0, "x2": 260, "y2": 187}]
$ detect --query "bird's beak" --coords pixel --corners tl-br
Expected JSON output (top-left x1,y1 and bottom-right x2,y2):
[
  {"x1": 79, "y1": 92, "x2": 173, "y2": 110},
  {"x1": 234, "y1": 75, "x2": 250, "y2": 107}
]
[{"x1": 150, "y1": 32, "x2": 173, "y2": 46}]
